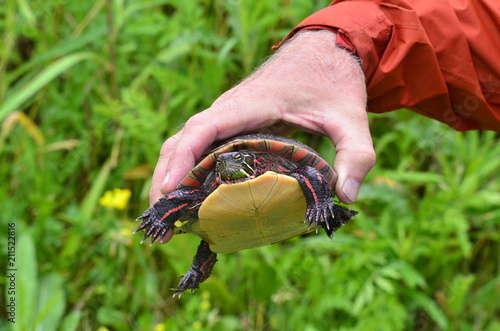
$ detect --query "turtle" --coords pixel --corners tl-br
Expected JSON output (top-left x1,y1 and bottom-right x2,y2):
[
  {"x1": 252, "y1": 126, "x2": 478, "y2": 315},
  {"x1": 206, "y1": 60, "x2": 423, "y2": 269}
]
[{"x1": 135, "y1": 133, "x2": 358, "y2": 296}]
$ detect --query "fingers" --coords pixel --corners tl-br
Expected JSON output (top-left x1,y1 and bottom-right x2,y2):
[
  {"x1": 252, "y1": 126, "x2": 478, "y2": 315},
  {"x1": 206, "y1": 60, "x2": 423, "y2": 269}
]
[
  {"x1": 159, "y1": 114, "x2": 219, "y2": 195},
  {"x1": 150, "y1": 104, "x2": 236, "y2": 202},
  {"x1": 159, "y1": 109, "x2": 234, "y2": 195},
  {"x1": 149, "y1": 132, "x2": 181, "y2": 205},
  {"x1": 334, "y1": 148, "x2": 376, "y2": 204},
  {"x1": 323, "y1": 110, "x2": 375, "y2": 204},
  {"x1": 160, "y1": 99, "x2": 280, "y2": 195},
  {"x1": 157, "y1": 230, "x2": 173, "y2": 244},
  {"x1": 148, "y1": 133, "x2": 184, "y2": 245}
]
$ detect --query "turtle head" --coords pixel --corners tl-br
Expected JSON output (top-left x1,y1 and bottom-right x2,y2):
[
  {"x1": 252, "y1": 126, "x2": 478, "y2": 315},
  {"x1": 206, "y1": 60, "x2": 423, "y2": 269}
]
[{"x1": 216, "y1": 152, "x2": 255, "y2": 181}]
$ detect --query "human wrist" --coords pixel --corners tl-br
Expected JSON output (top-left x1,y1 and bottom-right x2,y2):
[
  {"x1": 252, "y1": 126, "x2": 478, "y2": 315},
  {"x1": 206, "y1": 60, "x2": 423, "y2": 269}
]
[{"x1": 255, "y1": 30, "x2": 367, "y2": 121}]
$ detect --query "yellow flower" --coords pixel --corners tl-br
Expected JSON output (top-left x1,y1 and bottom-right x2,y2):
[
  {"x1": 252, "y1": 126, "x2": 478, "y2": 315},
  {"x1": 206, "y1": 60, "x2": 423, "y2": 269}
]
[
  {"x1": 192, "y1": 321, "x2": 203, "y2": 329},
  {"x1": 200, "y1": 300, "x2": 211, "y2": 311},
  {"x1": 99, "y1": 188, "x2": 131, "y2": 210},
  {"x1": 120, "y1": 227, "x2": 133, "y2": 238},
  {"x1": 154, "y1": 323, "x2": 166, "y2": 331},
  {"x1": 201, "y1": 290, "x2": 211, "y2": 310}
]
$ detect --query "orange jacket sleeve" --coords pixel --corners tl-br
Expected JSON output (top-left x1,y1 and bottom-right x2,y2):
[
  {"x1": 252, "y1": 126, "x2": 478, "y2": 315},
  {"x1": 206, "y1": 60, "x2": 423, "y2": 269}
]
[{"x1": 276, "y1": 0, "x2": 500, "y2": 131}]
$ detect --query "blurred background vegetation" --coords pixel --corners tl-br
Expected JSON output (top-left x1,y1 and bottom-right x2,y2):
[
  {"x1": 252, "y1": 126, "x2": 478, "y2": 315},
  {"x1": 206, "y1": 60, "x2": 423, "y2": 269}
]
[{"x1": 0, "y1": 0, "x2": 499, "y2": 330}]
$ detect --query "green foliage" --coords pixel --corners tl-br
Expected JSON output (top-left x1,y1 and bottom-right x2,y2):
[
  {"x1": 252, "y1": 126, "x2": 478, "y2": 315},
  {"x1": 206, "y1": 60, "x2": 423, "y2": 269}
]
[{"x1": 1, "y1": 0, "x2": 499, "y2": 330}]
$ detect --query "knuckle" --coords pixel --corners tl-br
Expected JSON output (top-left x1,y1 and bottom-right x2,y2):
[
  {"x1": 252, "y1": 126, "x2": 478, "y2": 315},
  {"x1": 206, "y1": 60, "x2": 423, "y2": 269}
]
[
  {"x1": 159, "y1": 131, "x2": 182, "y2": 156},
  {"x1": 363, "y1": 149, "x2": 376, "y2": 168},
  {"x1": 185, "y1": 113, "x2": 206, "y2": 128},
  {"x1": 184, "y1": 110, "x2": 220, "y2": 136},
  {"x1": 355, "y1": 148, "x2": 376, "y2": 172}
]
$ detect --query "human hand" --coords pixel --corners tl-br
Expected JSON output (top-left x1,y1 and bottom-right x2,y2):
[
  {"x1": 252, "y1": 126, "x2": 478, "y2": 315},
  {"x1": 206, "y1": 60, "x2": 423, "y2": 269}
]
[{"x1": 149, "y1": 30, "x2": 375, "y2": 244}]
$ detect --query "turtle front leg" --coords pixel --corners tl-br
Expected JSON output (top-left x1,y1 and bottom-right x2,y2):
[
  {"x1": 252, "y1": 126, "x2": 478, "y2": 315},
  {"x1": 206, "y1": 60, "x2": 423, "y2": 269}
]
[
  {"x1": 291, "y1": 166, "x2": 358, "y2": 238},
  {"x1": 134, "y1": 188, "x2": 205, "y2": 244},
  {"x1": 173, "y1": 240, "x2": 217, "y2": 298}
]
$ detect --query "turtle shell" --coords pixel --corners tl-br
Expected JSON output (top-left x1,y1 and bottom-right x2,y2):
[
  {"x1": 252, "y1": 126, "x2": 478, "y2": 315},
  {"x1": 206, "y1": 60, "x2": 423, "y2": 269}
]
[
  {"x1": 179, "y1": 133, "x2": 336, "y2": 188},
  {"x1": 183, "y1": 171, "x2": 307, "y2": 253},
  {"x1": 174, "y1": 134, "x2": 337, "y2": 254}
]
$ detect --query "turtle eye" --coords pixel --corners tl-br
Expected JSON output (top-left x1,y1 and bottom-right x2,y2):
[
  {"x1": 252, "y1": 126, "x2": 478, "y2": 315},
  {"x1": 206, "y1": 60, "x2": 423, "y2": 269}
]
[{"x1": 232, "y1": 153, "x2": 242, "y2": 162}]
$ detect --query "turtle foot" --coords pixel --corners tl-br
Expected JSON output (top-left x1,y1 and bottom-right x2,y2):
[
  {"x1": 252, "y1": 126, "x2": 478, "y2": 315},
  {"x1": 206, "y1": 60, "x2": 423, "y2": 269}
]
[
  {"x1": 172, "y1": 270, "x2": 202, "y2": 298},
  {"x1": 134, "y1": 206, "x2": 173, "y2": 245},
  {"x1": 291, "y1": 166, "x2": 357, "y2": 237},
  {"x1": 172, "y1": 241, "x2": 217, "y2": 298},
  {"x1": 134, "y1": 189, "x2": 204, "y2": 245},
  {"x1": 305, "y1": 201, "x2": 334, "y2": 232}
]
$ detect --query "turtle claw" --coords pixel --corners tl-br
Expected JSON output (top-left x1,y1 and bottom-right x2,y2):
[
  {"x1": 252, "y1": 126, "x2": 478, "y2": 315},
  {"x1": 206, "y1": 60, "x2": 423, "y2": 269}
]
[
  {"x1": 172, "y1": 291, "x2": 183, "y2": 299},
  {"x1": 304, "y1": 199, "x2": 357, "y2": 239},
  {"x1": 134, "y1": 206, "x2": 173, "y2": 245},
  {"x1": 133, "y1": 220, "x2": 150, "y2": 235},
  {"x1": 134, "y1": 208, "x2": 154, "y2": 234},
  {"x1": 134, "y1": 188, "x2": 205, "y2": 245},
  {"x1": 305, "y1": 206, "x2": 325, "y2": 233},
  {"x1": 170, "y1": 269, "x2": 205, "y2": 298}
]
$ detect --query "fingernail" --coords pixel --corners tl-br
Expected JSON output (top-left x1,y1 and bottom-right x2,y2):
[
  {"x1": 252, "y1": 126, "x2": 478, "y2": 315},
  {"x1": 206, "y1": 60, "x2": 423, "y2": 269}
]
[
  {"x1": 158, "y1": 230, "x2": 173, "y2": 244},
  {"x1": 161, "y1": 172, "x2": 170, "y2": 188},
  {"x1": 343, "y1": 178, "x2": 360, "y2": 203}
]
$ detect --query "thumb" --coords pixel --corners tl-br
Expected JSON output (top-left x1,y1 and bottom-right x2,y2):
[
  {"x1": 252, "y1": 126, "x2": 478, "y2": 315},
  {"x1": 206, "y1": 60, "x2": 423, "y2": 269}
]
[
  {"x1": 334, "y1": 148, "x2": 376, "y2": 204},
  {"x1": 325, "y1": 113, "x2": 375, "y2": 204}
]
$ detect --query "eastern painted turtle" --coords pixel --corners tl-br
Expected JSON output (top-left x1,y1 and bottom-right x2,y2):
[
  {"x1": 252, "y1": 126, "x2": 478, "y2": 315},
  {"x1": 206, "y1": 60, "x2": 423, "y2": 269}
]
[{"x1": 135, "y1": 133, "x2": 357, "y2": 296}]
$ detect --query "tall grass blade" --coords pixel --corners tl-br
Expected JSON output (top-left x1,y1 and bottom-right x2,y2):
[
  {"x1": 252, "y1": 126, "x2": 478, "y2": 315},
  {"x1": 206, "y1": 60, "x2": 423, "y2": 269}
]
[{"x1": 0, "y1": 52, "x2": 106, "y2": 121}]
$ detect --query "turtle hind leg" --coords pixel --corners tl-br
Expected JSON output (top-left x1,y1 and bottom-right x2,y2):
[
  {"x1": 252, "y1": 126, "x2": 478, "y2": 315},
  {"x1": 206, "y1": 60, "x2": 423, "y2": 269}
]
[
  {"x1": 291, "y1": 166, "x2": 357, "y2": 237},
  {"x1": 173, "y1": 240, "x2": 217, "y2": 298},
  {"x1": 134, "y1": 188, "x2": 205, "y2": 245}
]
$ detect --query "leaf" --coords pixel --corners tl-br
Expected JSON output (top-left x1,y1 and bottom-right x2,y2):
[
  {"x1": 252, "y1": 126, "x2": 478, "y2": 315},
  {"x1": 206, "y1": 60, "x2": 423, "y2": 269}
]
[
  {"x1": 352, "y1": 279, "x2": 375, "y2": 314},
  {"x1": 58, "y1": 311, "x2": 82, "y2": 331},
  {"x1": 7, "y1": 29, "x2": 107, "y2": 83},
  {"x1": 408, "y1": 290, "x2": 449, "y2": 329},
  {"x1": 391, "y1": 261, "x2": 426, "y2": 289},
  {"x1": 0, "y1": 111, "x2": 45, "y2": 153},
  {"x1": 374, "y1": 276, "x2": 395, "y2": 294},
  {"x1": 465, "y1": 191, "x2": 500, "y2": 210},
  {"x1": 15, "y1": 0, "x2": 36, "y2": 27},
  {"x1": 253, "y1": 264, "x2": 278, "y2": 301},
  {"x1": 79, "y1": 128, "x2": 123, "y2": 222},
  {"x1": 96, "y1": 307, "x2": 127, "y2": 330},
  {"x1": 446, "y1": 274, "x2": 475, "y2": 317},
  {"x1": 386, "y1": 171, "x2": 444, "y2": 184},
  {"x1": 0, "y1": 52, "x2": 106, "y2": 121},
  {"x1": 33, "y1": 274, "x2": 65, "y2": 331},
  {"x1": 17, "y1": 233, "x2": 38, "y2": 331},
  {"x1": 356, "y1": 294, "x2": 408, "y2": 331}
]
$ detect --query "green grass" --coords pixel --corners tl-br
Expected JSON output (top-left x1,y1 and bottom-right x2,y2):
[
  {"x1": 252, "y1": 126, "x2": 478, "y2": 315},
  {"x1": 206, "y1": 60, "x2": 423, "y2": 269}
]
[{"x1": 1, "y1": 1, "x2": 499, "y2": 330}]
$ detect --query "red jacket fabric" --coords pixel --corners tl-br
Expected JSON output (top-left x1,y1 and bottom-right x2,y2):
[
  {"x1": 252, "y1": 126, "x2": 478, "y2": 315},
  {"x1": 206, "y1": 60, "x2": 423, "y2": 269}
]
[{"x1": 276, "y1": 0, "x2": 500, "y2": 131}]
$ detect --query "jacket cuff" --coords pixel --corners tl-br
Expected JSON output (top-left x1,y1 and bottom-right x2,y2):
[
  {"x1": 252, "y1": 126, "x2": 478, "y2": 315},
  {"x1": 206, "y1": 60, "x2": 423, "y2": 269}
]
[{"x1": 274, "y1": 3, "x2": 393, "y2": 82}]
